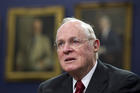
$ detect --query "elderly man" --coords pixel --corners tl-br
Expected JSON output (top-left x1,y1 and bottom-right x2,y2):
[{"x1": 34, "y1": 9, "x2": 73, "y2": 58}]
[{"x1": 38, "y1": 17, "x2": 140, "y2": 93}]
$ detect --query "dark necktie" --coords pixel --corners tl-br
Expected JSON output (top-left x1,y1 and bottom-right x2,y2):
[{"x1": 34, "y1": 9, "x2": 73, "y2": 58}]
[{"x1": 75, "y1": 80, "x2": 85, "y2": 93}]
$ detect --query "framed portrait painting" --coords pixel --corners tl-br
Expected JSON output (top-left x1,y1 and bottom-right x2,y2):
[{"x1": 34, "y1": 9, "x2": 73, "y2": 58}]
[
  {"x1": 75, "y1": 3, "x2": 132, "y2": 70},
  {"x1": 5, "y1": 6, "x2": 64, "y2": 81}
]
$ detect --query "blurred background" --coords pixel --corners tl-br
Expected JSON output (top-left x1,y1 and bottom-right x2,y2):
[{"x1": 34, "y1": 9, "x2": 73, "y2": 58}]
[{"x1": 0, "y1": 0, "x2": 140, "y2": 93}]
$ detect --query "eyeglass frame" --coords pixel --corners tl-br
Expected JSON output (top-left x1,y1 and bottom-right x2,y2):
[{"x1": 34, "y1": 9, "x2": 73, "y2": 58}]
[{"x1": 54, "y1": 37, "x2": 95, "y2": 51}]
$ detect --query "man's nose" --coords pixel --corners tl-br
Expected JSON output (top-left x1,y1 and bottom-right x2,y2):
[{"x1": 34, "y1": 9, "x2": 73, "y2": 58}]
[{"x1": 63, "y1": 43, "x2": 73, "y2": 54}]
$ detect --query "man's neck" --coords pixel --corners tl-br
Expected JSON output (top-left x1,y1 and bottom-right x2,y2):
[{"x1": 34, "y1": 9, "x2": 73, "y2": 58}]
[{"x1": 70, "y1": 61, "x2": 97, "y2": 80}]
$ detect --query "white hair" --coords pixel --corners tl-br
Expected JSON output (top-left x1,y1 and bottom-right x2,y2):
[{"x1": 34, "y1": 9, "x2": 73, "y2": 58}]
[{"x1": 62, "y1": 17, "x2": 97, "y2": 39}]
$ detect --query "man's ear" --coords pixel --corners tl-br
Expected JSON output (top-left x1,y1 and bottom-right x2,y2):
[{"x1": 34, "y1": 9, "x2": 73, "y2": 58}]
[{"x1": 93, "y1": 39, "x2": 100, "y2": 52}]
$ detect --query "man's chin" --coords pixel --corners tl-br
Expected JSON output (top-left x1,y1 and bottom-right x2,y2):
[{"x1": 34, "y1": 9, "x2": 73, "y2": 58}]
[
  {"x1": 63, "y1": 67, "x2": 73, "y2": 71},
  {"x1": 64, "y1": 67, "x2": 78, "y2": 73}
]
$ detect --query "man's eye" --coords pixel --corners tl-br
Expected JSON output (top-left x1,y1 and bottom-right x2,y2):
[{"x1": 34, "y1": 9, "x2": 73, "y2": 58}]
[
  {"x1": 57, "y1": 42, "x2": 64, "y2": 47},
  {"x1": 72, "y1": 39, "x2": 80, "y2": 43}
]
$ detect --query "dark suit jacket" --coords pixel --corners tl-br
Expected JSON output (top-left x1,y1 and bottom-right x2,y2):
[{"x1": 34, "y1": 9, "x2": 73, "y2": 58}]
[{"x1": 38, "y1": 60, "x2": 140, "y2": 93}]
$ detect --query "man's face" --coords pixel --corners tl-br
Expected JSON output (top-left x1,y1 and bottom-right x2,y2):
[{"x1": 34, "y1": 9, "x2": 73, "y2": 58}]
[{"x1": 56, "y1": 22, "x2": 98, "y2": 73}]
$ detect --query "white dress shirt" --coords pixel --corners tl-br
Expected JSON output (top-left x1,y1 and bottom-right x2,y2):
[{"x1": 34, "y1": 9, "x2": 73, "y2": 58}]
[{"x1": 73, "y1": 61, "x2": 98, "y2": 93}]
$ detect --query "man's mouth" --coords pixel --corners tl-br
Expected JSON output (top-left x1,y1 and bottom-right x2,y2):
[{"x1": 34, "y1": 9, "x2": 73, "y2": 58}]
[{"x1": 64, "y1": 57, "x2": 76, "y2": 62}]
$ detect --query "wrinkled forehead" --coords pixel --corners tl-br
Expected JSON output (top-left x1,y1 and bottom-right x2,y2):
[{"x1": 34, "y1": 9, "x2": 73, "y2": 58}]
[{"x1": 56, "y1": 21, "x2": 88, "y2": 39}]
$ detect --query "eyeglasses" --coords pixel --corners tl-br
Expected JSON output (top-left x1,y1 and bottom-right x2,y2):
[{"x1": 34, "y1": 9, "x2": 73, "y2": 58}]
[{"x1": 54, "y1": 37, "x2": 93, "y2": 51}]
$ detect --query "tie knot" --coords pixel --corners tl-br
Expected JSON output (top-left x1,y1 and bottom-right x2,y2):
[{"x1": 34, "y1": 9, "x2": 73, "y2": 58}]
[{"x1": 75, "y1": 80, "x2": 85, "y2": 93}]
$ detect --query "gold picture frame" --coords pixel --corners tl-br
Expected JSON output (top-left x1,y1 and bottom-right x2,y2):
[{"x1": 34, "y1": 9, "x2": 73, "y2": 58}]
[
  {"x1": 5, "y1": 6, "x2": 64, "y2": 81},
  {"x1": 75, "y1": 3, "x2": 132, "y2": 70}
]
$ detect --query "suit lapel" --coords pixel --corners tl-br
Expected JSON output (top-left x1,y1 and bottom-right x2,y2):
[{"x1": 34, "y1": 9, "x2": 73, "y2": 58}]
[
  {"x1": 85, "y1": 60, "x2": 109, "y2": 93},
  {"x1": 62, "y1": 73, "x2": 73, "y2": 93}
]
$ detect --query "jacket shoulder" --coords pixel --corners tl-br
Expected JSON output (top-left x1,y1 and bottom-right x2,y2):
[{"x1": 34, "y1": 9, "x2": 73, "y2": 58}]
[
  {"x1": 38, "y1": 72, "x2": 71, "y2": 93},
  {"x1": 40, "y1": 72, "x2": 69, "y2": 87},
  {"x1": 105, "y1": 63, "x2": 137, "y2": 78},
  {"x1": 103, "y1": 62, "x2": 140, "y2": 92}
]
